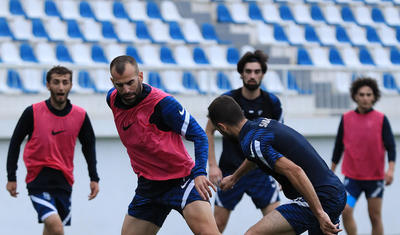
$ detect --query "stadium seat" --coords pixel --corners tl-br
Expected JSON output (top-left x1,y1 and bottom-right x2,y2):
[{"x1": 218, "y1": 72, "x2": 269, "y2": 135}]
[
  {"x1": 182, "y1": 19, "x2": 205, "y2": 44},
  {"x1": 77, "y1": 70, "x2": 96, "y2": 92},
  {"x1": 9, "y1": 17, "x2": 33, "y2": 41},
  {"x1": 383, "y1": 6, "x2": 400, "y2": 26},
  {"x1": 35, "y1": 42, "x2": 57, "y2": 64},
  {"x1": 336, "y1": 25, "x2": 351, "y2": 45},
  {"x1": 125, "y1": 1, "x2": 149, "y2": 22},
  {"x1": 9, "y1": 0, "x2": 26, "y2": 17},
  {"x1": 196, "y1": 70, "x2": 217, "y2": 94},
  {"x1": 286, "y1": 24, "x2": 306, "y2": 46},
  {"x1": 23, "y1": 0, "x2": 46, "y2": 19},
  {"x1": 126, "y1": 46, "x2": 143, "y2": 64},
  {"x1": 20, "y1": 43, "x2": 38, "y2": 63},
  {"x1": 316, "y1": 24, "x2": 338, "y2": 46},
  {"x1": 160, "y1": 46, "x2": 177, "y2": 64},
  {"x1": 7, "y1": 69, "x2": 25, "y2": 92},
  {"x1": 66, "y1": 19, "x2": 85, "y2": 41},
  {"x1": 20, "y1": 68, "x2": 47, "y2": 93},
  {"x1": 390, "y1": 47, "x2": 400, "y2": 65},
  {"x1": 227, "y1": 71, "x2": 243, "y2": 90},
  {"x1": 310, "y1": 47, "x2": 330, "y2": 67},
  {"x1": 377, "y1": 24, "x2": 397, "y2": 47},
  {"x1": 55, "y1": 43, "x2": 74, "y2": 63},
  {"x1": 57, "y1": 0, "x2": 80, "y2": 20},
  {"x1": 44, "y1": 18, "x2": 67, "y2": 42},
  {"x1": 227, "y1": 47, "x2": 240, "y2": 65},
  {"x1": 161, "y1": 1, "x2": 183, "y2": 22},
  {"x1": 217, "y1": 3, "x2": 235, "y2": 23},
  {"x1": 0, "y1": 69, "x2": 19, "y2": 93},
  {"x1": 80, "y1": 19, "x2": 102, "y2": 42},
  {"x1": 256, "y1": 23, "x2": 276, "y2": 45},
  {"x1": 341, "y1": 6, "x2": 357, "y2": 24},
  {"x1": 89, "y1": 69, "x2": 111, "y2": 93},
  {"x1": 354, "y1": 5, "x2": 375, "y2": 26},
  {"x1": 305, "y1": 24, "x2": 321, "y2": 44},
  {"x1": 193, "y1": 47, "x2": 210, "y2": 65},
  {"x1": 104, "y1": 44, "x2": 124, "y2": 63},
  {"x1": 365, "y1": 26, "x2": 382, "y2": 45},
  {"x1": 359, "y1": 47, "x2": 376, "y2": 66},
  {"x1": 0, "y1": 18, "x2": 14, "y2": 40},
  {"x1": 341, "y1": 46, "x2": 361, "y2": 67},
  {"x1": 147, "y1": 1, "x2": 163, "y2": 21},
  {"x1": 287, "y1": 71, "x2": 312, "y2": 94},
  {"x1": 207, "y1": 45, "x2": 230, "y2": 67},
  {"x1": 264, "y1": 70, "x2": 284, "y2": 94},
  {"x1": 324, "y1": 4, "x2": 345, "y2": 25},
  {"x1": 0, "y1": 1, "x2": 11, "y2": 18},
  {"x1": 79, "y1": 0, "x2": 96, "y2": 19},
  {"x1": 347, "y1": 24, "x2": 368, "y2": 46},
  {"x1": 92, "y1": 1, "x2": 115, "y2": 22},
  {"x1": 248, "y1": 2, "x2": 265, "y2": 22},
  {"x1": 169, "y1": 21, "x2": 186, "y2": 42},
  {"x1": 279, "y1": 4, "x2": 295, "y2": 22},
  {"x1": 149, "y1": 20, "x2": 171, "y2": 44},
  {"x1": 371, "y1": 7, "x2": 386, "y2": 24},
  {"x1": 229, "y1": 2, "x2": 251, "y2": 24},
  {"x1": 174, "y1": 45, "x2": 195, "y2": 67},
  {"x1": 114, "y1": 19, "x2": 136, "y2": 43},
  {"x1": 113, "y1": 1, "x2": 130, "y2": 21},
  {"x1": 161, "y1": 70, "x2": 187, "y2": 94},
  {"x1": 32, "y1": 18, "x2": 50, "y2": 41},
  {"x1": 329, "y1": 47, "x2": 345, "y2": 66},
  {"x1": 135, "y1": 21, "x2": 153, "y2": 42},
  {"x1": 216, "y1": 72, "x2": 232, "y2": 91},
  {"x1": 44, "y1": 0, "x2": 61, "y2": 18},
  {"x1": 91, "y1": 44, "x2": 108, "y2": 64},
  {"x1": 383, "y1": 73, "x2": 399, "y2": 92},
  {"x1": 201, "y1": 23, "x2": 229, "y2": 44},
  {"x1": 182, "y1": 71, "x2": 202, "y2": 94},
  {"x1": 70, "y1": 43, "x2": 93, "y2": 65},
  {"x1": 101, "y1": 21, "x2": 119, "y2": 41},
  {"x1": 273, "y1": 24, "x2": 290, "y2": 44},
  {"x1": 1, "y1": 42, "x2": 22, "y2": 64},
  {"x1": 140, "y1": 44, "x2": 162, "y2": 66},
  {"x1": 371, "y1": 46, "x2": 391, "y2": 67},
  {"x1": 297, "y1": 47, "x2": 313, "y2": 65},
  {"x1": 262, "y1": 4, "x2": 283, "y2": 24},
  {"x1": 148, "y1": 71, "x2": 168, "y2": 92},
  {"x1": 310, "y1": 4, "x2": 326, "y2": 23},
  {"x1": 334, "y1": 71, "x2": 351, "y2": 94},
  {"x1": 293, "y1": 3, "x2": 314, "y2": 25}
]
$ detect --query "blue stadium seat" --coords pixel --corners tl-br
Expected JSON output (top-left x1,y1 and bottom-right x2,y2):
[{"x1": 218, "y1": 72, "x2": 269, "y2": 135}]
[
  {"x1": 101, "y1": 21, "x2": 119, "y2": 41},
  {"x1": 147, "y1": 1, "x2": 163, "y2": 20},
  {"x1": 45, "y1": 0, "x2": 61, "y2": 18},
  {"x1": 287, "y1": 72, "x2": 312, "y2": 94},
  {"x1": 56, "y1": 43, "x2": 74, "y2": 63},
  {"x1": 91, "y1": 44, "x2": 108, "y2": 63},
  {"x1": 136, "y1": 21, "x2": 153, "y2": 41},
  {"x1": 390, "y1": 47, "x2": 400, "y2": 65},
  {"x1": 201, "y1": 23, "x2": 230, "y2": 44},
  {"x1": 297, "y1": 48, "x2": 313, "y2": 65},
  {"x1": 217, "y1": 4, "x2": 234, "y2": 23},
  {"x1": 32, "y1": 19, "x2": 50, "y2": 41},
  {"x1": 20, "y1": 43, "x2": 38, "y2": 63},
  {"x1": 0, "y1": 18, "x2": 15, "y2": 39},
  {"x1": 78, "y1": 70, "x2": 96, "y2": 90},
  {"x1": 79, "y1": 0, "x2": 96, "y2": 19},
  {"x1": 248, "y1": 2, "x2": 265, "y2": 22},
  {"x1": 193, "y1": 47, "x2": 210, "y2": 65},
  {"x1": 148, "y1": 71, "x2": 168, "y2": 91},
  {"x1": 371, "y1": 7, "x2": 385, "y2": 24},
  {"x1": 396, "y1": 26, "x2": 400, "y2": 42},
  {"x1": 182, "y1": 71, "x2": 202, "y2": 94},
  {"x1": 365, "y1": 26, "x2": 381, "y2": 44},
  {"x1": 160, "y1": 46, "x2": 177, "y2": 64},
  {"x1": 279, "y1": 4, "x2": 295, "y2": 22},
  {"x1": 329, "y1": 47, "x2": 345, "y2": 66},
  {"x1": 113, "y1": 1, "x2": 130, "y2": 20},
  {"x1": 274, "y1": 24, "x2": 290, "y2": 43},
  {"x1": 9, "y1": 0, "x2": 26, "y2": 17},
  {"x1": 336, "y1": 25, "x2": 351, "y2": 44},
  {"x1": 216, "y1": 72, "x2": 232, "y2": 90},
  {"x1": 67, "y1": 19, "x2": 85, "y2": 41},
  {"x1": 227, "y1": 47, "x2": 240, "y2": 65},
  {"x1": 383, "y1": 73, "x2": 399, "y2": 91},
  {"x1": 126, "y1": 46, "x2": 143, "y2": 64},
  {"x1": 169, "y1": 21, "x2": 185, "y2": 41},
  {"x1": 7, "y1": 69, "x2": 24, "y2": 91},
  {"x1": 310, "y1": 4, "x2": 326, "y2": 23},
  {"x1": 359, "y1": 47, "x2": 375, "y2": 66},
  {"x1": 305, "y1": 24, "x2": 320, "y2": 44},
  {"x1": 341, "y1": 6, "x2": 356, "y2": 24}
]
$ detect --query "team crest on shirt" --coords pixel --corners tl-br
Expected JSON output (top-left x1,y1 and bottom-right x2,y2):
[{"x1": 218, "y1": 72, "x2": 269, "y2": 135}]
[{"x1": 259, "y1": 118, "x2": 271, "y2": 128}]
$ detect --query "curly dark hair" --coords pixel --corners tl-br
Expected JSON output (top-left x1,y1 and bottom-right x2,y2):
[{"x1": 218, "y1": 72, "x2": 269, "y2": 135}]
[
  {"x1": 350, "y1": 77, "x2": 381, "y2": 104},
  {"x1": 237, "y1": 50, "x2": 269, "y2": 74}
]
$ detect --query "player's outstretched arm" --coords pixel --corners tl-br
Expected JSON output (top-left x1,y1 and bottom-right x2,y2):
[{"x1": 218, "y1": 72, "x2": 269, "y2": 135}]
[
  {"x1": 220, "y1": 159, "x2": 256, "y2": 191},
  {"x1": 6, "y1": 181, "x2": 18, "y2": 197},
  {"x1": 274, "y1": 157, "x2": 341, "y2": 235},
  {"x1": 205, "y1": 120, "x2": 222, "y2": 186}
]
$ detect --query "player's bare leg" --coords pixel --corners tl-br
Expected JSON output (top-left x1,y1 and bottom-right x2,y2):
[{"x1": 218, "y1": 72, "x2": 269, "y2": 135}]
[
  {"x1": 43, "y1": 214, "x2": 63, "y2": 235},
  {"x1": 261, "y1": 201, "x2": 280, "y2": 216},
  {"x1": 121, "y1": 214, "x2": 160, "y2": 235},
  {"x1": 245, "y1": 210, "x2": 295, "y2": 235},
  {"x1": 213, "y1": 205, "x2": 231, "y2": 232},
  {"x1": 183, "y1": 200, "x2": 221, "y2": 235},
  {"x1": 368, "y1": 197, "x2": 383, "y2": 235},
  {"x1": 342, "y1": 204, "x2": 357, "y2": 235}
]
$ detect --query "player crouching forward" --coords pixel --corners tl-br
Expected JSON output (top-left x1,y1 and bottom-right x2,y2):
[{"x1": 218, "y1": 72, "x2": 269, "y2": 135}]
[{"x1": 208, "y1": 95, "x2": 346, "y2": 235}]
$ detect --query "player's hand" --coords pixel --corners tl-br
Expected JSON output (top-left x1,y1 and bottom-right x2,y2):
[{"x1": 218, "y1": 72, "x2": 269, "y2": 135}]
[
  {"x1": 385, "y1": 169, "x2": 394, "y2": 185},
  {"x1": 194, "y1": 175, "x2": 216, "y2": 201},
  {"x1": 88, "y1": 181, "x2": 99, "y2": 200},
  {"x1": 209, "y1": 165, "x2": 223, "y2": 187},
  {"x1": 6, "y1": 181, "x2": 18, "y2": 197},
  {"x1": 317, "y1": 211, "x2": 342, "y2": 235},
  {"x1": 219, "y1": 175, "x2": 237, "y2": 191}
]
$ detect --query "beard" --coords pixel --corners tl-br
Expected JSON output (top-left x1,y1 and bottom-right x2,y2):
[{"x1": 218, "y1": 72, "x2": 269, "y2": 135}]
[{"x1": 243, "y1": 80, "x2": 261, "y2": 91}]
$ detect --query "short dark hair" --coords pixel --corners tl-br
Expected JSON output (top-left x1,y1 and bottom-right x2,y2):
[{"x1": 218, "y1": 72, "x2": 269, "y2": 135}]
[
  {"x1": 46, "y1": 66, "x2": 72, "y2": 83},
  {"x1": 110, "y1": 55, "x2": 138, "y2": 76},
  {"x1": 237, "y1": 50, "x2": 269, "y2": 74},
  {"x1": 350, "y1": 77, "x2": 381, "y2": 104},
  {"x1": 208, "y1": 96, "x2": 245, "y2": 126}
]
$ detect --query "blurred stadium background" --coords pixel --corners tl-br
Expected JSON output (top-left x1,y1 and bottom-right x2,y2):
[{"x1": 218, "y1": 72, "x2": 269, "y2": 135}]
[{"x1": 0, "y1": 0, "x2": 399, "y2": 234}]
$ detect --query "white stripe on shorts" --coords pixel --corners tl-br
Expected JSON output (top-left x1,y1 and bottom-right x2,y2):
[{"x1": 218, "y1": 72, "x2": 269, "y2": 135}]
[
  {"x1": 63, "y1": 212, "x2": 71, "y2": 225},
  {"x1": 41, "y1": 211, "x2": 57, "y2": 222},
  {"x1": 181, "y1": 179, "x2": 195, "y2": 209},
  {"x1": 30, "y1": 195, "x2": 58, "y2": 222},
  {"x1": 370, "y1": 183, "x2": 384, "y2": 198}
]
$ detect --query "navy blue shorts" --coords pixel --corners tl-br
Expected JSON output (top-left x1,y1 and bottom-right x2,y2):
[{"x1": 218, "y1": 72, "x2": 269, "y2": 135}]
[
  {"x1": 215, "y1": 168, "x2": 279, "y2": 210},
  {"x1": 276, "y1": 186, "x2": 346, "y2": 235},
  {"x1": 128, "y1": 173, "x2": 206, "y2": 227},
  {"x1": 344, "y1": 177, "x2": 384, "y2": 208},
  {"x1": 30, "y1": 191, "x2": 71, "y2": 226}
]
